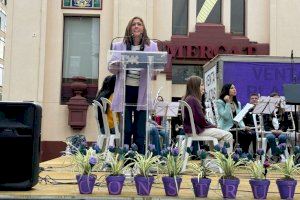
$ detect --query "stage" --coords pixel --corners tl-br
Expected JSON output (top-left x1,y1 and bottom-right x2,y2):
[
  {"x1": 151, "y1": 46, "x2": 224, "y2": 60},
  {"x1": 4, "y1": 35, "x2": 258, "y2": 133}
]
[{"x1": 0, "y1": 157, "x2": 299, "y2": 199}]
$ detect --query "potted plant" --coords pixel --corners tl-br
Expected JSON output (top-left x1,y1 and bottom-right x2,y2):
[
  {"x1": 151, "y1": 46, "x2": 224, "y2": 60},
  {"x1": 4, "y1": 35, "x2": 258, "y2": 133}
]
[
  {"x1": 274, "y1": 155, "x2": 300, "y2": 199},
  {"x1": 105, "y1": 144, "x2": 133, "y2": 195},
  {"x1": 212, "y1": 144, "x2": 247, "y2": 199},
  {"x1": 160, "y1": 146, "x2": 184, "y2": 196},
  {"x1": 131, "y1": 144, "x2": 160, "y2": 196},
  {"x1": 247, "y1": 149, "x2": 271, "y2": 200},
  {"x1": 188, "y1": 149, "x2": 213, "y2": 198},
  {"x1": 68, "y1": 142, "x2": 104, "y2": 194}
]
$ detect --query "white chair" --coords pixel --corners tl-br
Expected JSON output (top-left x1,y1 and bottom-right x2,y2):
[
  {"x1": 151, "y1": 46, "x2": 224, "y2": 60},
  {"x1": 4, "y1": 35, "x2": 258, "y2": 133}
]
[
  {"x1": 100, "y1": 97, "x2": 121, "y2": 148},
  {"x1": 252, "y1": 114, "x2": 268, "y2": 163},
  {"x1": 253, "y1": 114, "x2": 289, "y2": 162},
  {"x1": 178, "y1": 100, "x2": 218, "y2": 172},
  {"x1": 92, "y1": 100, "x2": 110, "y2": 150},
  {"x1": 286, "y1": 111, "x2": 300, "y2": 151}
]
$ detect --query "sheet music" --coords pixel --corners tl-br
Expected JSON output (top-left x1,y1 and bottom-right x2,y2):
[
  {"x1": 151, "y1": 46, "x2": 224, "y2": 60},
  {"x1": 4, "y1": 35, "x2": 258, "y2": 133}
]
[
  {"x1": 155, "y1": 102, "x2": 179, "y2": 117},
  {"x1": 233, "y1": 103, "x2": 254, "y2": 123},
  {"x1": 252, "y1": 96, "x2": 281, "y2": 114}
]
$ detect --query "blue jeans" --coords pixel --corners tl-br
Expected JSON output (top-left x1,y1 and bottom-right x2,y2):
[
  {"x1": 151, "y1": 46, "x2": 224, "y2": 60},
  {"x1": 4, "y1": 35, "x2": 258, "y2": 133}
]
[
  {"x1": 124, "y1": 106, "x2": 146, "y2": 154},
  {"x1": 149, "y1": 125, "x2": 169, "y2": 155},
  {"x1": 266, "y1": 133, "x2": 287, "y2": 155},
  {"x1": 124, "y1": 85, "x2": 146, "y2": 154}
]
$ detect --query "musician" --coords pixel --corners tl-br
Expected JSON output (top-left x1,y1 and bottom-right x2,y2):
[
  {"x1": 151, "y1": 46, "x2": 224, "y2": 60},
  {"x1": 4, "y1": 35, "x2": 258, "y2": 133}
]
[
  {"x1": 216, "y1": 84, "x2": 256, "y2": 153},
  {"x1": 183, "y1": 76, "x2": 233, "y2": 153},
  {"x1": 243, "y1": 93, "x2": 259, "y2": 153},
  {"x1": 264, "y1": 92, "x2": 290, "y2": 161}
]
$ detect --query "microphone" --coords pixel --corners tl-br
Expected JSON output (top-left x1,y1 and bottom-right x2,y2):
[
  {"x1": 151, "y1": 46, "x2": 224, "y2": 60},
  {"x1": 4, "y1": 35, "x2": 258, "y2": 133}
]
[
  {"x1": 110, "y1": 34, "x2": 143, "y2": 50},
  {"x1": 291, "y1": 49, "x2": 296, "y2": 84}
]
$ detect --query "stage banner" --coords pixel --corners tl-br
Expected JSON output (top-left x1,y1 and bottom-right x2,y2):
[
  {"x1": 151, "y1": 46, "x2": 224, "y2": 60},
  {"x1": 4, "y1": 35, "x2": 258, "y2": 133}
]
[{"x1": 223, "y1": 62, "x2": 300, "y2": 105}]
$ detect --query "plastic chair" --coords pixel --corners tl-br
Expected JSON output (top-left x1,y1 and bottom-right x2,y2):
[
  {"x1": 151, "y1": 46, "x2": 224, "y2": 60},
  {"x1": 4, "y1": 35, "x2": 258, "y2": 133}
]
[
  {"x1": 253, "y1": 114, "x2": 289, "y2": 162},
  {"x1": 178, "y1": 100, "x2": 218, "y2": 172},
  {"x1": 252, "y1": 114, "x2": 268, "y2": 163},
  {"x1": 100, "y1": 97, "x2": 121, "y2": 148},
  {"x1": 92, "y1": 100, "x2": 110, "y2": 150}
]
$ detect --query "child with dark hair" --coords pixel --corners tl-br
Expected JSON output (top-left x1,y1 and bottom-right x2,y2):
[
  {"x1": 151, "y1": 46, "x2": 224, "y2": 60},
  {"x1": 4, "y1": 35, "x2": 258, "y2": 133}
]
[{"x1": 95, "y1": 75, "x2": 116, "y2": 134}]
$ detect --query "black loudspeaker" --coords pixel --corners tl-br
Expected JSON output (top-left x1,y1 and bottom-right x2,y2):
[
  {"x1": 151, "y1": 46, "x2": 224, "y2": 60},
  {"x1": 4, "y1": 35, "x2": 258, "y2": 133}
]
[
  {"x1": 283, "y1": 84, "x2": 300, "y2": 105},
  {"x1": 0, "y1": 102, "x2": 42, "y2": 190}
]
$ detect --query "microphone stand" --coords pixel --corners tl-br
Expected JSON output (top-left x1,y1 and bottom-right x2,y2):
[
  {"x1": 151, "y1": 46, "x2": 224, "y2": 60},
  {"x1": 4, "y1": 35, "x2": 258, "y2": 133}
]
[{"x1": 291, "y1": 50, "x2": 299, "y2": 146}]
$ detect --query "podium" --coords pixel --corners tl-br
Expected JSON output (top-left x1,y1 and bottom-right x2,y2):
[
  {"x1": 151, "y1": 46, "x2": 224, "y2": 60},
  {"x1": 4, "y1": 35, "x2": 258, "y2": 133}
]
[{"x1": 107, "y1": 49, "x2": 168, "y2": 150}]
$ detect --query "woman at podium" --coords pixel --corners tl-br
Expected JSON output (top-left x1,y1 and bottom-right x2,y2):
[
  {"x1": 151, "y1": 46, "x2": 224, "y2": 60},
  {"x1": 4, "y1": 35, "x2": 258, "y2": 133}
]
[
  {"x1": 183, "y1": 76, "x2": 233, "y2": 153},
  {"x1": 216, "y1": 84, "x2": 256, "y2": 153},
  {"x1": 108, "y1": 17, "x2": 158, "y2": 154}
]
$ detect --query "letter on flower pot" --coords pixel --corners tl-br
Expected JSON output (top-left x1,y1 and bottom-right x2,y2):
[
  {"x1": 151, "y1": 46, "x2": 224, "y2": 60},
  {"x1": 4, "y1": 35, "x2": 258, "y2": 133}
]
[
  {"x1": 76, "y1": 174, "x2": 97, "y2": 194},
  {"x1": 106, "y1": 175, "x2": 125, "y2": 195},
  {"x1": 134, "y1": 176, "x2": 154, "y2": 196}
]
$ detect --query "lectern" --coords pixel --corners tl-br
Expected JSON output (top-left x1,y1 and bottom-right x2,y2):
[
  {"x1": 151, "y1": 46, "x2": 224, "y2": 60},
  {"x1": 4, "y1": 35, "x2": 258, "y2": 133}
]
[{"x1": 108, "y1": 50, "x2": 168, "y2": 149}]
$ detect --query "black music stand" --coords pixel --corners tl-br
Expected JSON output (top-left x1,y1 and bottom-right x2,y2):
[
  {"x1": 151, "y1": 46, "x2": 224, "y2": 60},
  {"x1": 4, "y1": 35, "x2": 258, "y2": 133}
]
[{"x1": 284, "y1": 84, "x2": 300, "y2": 146}]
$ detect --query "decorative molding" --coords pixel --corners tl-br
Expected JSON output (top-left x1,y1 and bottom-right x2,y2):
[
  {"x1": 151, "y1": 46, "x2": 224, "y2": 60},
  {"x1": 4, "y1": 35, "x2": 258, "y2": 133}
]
[
  {"x1": 62, "y1": 0, "x2": 102, "y2": 10},
  {"x1": 160, "y1": 23, "x2": 270, "y2": 80}
]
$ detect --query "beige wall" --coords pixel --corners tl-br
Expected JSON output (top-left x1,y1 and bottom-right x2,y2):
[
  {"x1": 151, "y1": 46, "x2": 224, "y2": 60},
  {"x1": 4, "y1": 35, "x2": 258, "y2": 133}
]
[
  {"x1": 246, "y1": 0, "x2": 270, "y2": 43},
  {"x1": 3, "y1": 0, "x2": 300, "y2": 143},
  {"x1": 270, "y1": 0, "x2": 300, "y2": 57},
  {"x1": 3, "y1": 0, "x2": 46, "y2": 102}
]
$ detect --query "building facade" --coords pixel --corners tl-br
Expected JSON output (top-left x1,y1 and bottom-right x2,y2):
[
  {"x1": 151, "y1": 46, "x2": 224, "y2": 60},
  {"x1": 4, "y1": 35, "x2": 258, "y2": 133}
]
[
  {"x1": 0, "y1": 0, "x2": 6, "y2": 100},
  {"x1": 3, "y1": 0, "x2": 300, "y2": 160}
]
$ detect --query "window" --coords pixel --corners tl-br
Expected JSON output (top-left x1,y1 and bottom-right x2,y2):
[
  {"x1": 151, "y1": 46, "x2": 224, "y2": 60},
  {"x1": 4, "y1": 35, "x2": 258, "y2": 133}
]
[
  {"x1": 62, "y1": 0, "x2": 102, "y2": 9},
  {"x1": 0, "y1": 64, "x2": 3, "y2": 87},
  {"x1": 197, "y1": 0, "x2": 221, "y2": 24},
  {"x1": 61, "y1": 16, "x2": 99, "y2": 104},
  {"x1": 230, "y1": 0, "x2": 245, "y2": 35},
  {"x1": 0, "y1": 37, "x2": 4, "y2": 60},
  {"x1": 172, "y1": 65, "x2": 203, "y2": 84},
  {"x1": 1, "y1": 0, "x2": 6, "y2": 6},
  {"x1": 0, "y1": 10, "x2": 6, "y2": 32},
  {"x1": 172, "y1": 0, "x2": 188, "y2": 35}
]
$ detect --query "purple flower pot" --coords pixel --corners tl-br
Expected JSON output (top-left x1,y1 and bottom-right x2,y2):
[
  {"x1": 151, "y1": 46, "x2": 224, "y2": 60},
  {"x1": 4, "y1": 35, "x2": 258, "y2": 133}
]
[
  {"x1": 191, "y1": 178, "x2": 211, "y2": 198},
  {"x1": 162, "y1": 176, "x2": 182, "y2": 196},
  {"x1": 276, "y1": 179, "x2": 297, "y2": 199},
  {"x1": 249, "y1": 179, "x2": 270, "y2": 199},
  {"x1": 76, "y1": 174, "x2": 97, "y2": 194},
  {"x1": 106, "y1": 175, "x2": 125, "y2": 195},
  {"x1": 219, "y1": 178, "x2": 240, "y2": 199},
  {"x1": 134, "y1": 176, "x2": 154, "y2": 196}
]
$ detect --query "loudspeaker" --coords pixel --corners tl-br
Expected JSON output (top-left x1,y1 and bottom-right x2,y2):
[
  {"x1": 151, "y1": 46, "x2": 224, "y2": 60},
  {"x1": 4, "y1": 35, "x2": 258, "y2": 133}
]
[
  {"x1": 283, "y1": 84, "x2": 300, "y2": 105},
  {"x1": 0, "y1": 102, "x2": 41, "y2": 190}
]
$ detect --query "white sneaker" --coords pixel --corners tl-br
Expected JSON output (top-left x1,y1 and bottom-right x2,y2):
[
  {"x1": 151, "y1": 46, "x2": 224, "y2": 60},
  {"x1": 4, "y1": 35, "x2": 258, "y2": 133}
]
[{"x1": 280, "y1": 154, "x2": 286, "y2": 163}]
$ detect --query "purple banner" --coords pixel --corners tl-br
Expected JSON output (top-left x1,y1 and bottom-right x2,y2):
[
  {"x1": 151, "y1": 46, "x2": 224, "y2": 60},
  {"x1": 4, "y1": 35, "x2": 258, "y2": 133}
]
[{"x1": 223, "y1": 62, "x2": 300, "y2": 105}]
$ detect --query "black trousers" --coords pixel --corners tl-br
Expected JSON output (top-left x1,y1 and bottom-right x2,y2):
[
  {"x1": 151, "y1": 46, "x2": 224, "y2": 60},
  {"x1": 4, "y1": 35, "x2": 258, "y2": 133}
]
[{"x1": 231, "y1": 130, "x2": 256, "y2": 153}]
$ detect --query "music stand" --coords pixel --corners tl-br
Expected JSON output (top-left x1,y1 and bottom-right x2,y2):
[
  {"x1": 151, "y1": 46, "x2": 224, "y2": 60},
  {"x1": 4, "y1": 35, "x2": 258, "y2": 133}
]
[
  {"x1": 252, "y1": 96, "x2": 280, "y2": 147},
  {"x1": 155, "y1": 101, "x2": 180, "y2": 145},
  {"x1": 284, "y1": 84, "x2": 300, "y2": 145}
]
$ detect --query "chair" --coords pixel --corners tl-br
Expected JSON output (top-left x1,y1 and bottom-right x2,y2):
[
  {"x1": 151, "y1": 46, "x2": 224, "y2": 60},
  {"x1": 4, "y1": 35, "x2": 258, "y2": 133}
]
[
  {"x1": 100, "y1": 97, "x2": 121, "y2": 148},
  {"x1": 253, "y1": 114, "x2": 289, "y2": 162},
  {"x1": 92, "y1": 100, "x2": 110, "y2": 150},
  {"x1": 252, "y1": 114, "x2": 268, "y2": 163},
  {"x1": 178, "y1": 100, "x2": 218, "y2": 172}
]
